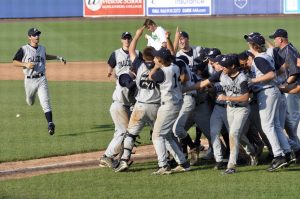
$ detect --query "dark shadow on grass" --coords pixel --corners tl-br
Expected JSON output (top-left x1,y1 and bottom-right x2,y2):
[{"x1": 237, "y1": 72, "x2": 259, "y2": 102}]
[
  {"x1": 58, "y1": 124, "x2": 114, "y2": 137},
  {"x1": 92, "y1": 124, "x2": 114, "y2": 130}
]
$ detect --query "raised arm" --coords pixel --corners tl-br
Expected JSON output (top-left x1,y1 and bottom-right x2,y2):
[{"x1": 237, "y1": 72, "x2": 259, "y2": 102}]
[
  {"x1": 129, "y1": 26, "x2": 145, "y2": 62},
  {"x1": 173, "y1": 27, "x2": 180, "y2": 53},
  {"x1": 165, "y1": 31, "x2": 175, "y2": 55}
]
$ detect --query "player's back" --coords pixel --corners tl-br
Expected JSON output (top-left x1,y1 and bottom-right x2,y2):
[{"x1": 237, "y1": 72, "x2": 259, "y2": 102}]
[{"x1": 159, "y1": 64, "x2": 182, "y2": 105}]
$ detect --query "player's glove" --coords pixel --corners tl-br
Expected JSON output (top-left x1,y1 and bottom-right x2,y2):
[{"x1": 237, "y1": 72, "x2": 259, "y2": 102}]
[{"x1": 57, "y1": 56, "x2": 67, "y2": 64}]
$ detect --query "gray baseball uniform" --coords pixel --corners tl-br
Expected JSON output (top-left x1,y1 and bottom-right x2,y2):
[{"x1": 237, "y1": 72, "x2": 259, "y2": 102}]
[
  {"x1": 210, "y1": 70, "x2": 251, "y2": 169},
  {"x1": 103, "y1": 48, "x2": 138, "y2": 158},
  {"x1": 13, "y1": 29, "x2": 59, "y2": 135},
  {"x1": 251, "y1": 53, "x2": 291, "y2": 157},
  {"x1": 120, "y1": 57, "x2": 161, "y2": 161},
  {"x1": 151, "y1": 63, "x2": 187, "y2": 168}
]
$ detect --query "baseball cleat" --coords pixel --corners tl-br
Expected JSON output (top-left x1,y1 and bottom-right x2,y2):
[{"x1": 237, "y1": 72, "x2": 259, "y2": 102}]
[
  {"x1": 114, "y1": 160, "x2": 129, "y2": 172},
  {"x1": 222, "y1": 168, "x2": 236, "y2": 175},
  {"x1": 190, "y1": 147, "x2": 200, "y2": 166},
  {"x1": 267, "y1": 156, "x2": 288, "y2": 172},
  {"x1": 99, "y1": 156, "x2": 113, "y2": 168},
  {"x1": 48, "y1": 122, "x2": 55, "y2": 135},
  {"x1": 151, "y1": 165, "x2": 172, "y2": 175},
  {"x1": 171, "y1": 161, "x2": 191, "y2": 173}
]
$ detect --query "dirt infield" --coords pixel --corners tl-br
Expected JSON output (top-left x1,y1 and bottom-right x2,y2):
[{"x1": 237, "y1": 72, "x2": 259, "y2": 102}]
[{"x1": 0, "y1": 61, "x2": 113, "y2": 82}]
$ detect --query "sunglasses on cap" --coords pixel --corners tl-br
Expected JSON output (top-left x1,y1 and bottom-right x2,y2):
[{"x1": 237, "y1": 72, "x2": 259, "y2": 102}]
[
  {"x1": 30, "y1": 33, "x2": 41, "y2": 37},
  {"x1": 122, "y1": 36, "x2": 132, "y2": 40}
]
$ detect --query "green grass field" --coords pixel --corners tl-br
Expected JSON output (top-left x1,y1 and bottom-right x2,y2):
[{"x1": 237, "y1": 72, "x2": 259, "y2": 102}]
[
  {"x1": 1, "y1": 161, "x2": 300, "y2": 199},
  {"x1": 1, "y1": 16, "x2": 300, "y2": 198},
  {"x1": 0, "y1": 81, "x2": 152, "y2": 162},
  {"x1": 1, "y1": 16, "x2": 300, "y2": 63}
]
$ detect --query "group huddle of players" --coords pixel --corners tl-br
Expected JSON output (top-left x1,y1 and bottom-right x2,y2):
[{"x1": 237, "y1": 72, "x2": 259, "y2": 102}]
[{"x1": 99, "y1": 19, "x2": 300, "y2": 175}]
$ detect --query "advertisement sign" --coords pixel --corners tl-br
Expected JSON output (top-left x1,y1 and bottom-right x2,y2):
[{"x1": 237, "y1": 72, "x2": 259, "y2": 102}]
[
  {"x1": 146, "y1": 0, "x2": 211, "y2": 16},
  {"x1": 284, "y1": 0, "x2": 300, "y2": 14},
  {"x1": 213, "y1": 0, "x2": 282, "y2": 15},
  {"x1": 84, "y1": 0, "x2": 144, "y2": 17},
  {"x1": 0, "y1": 0, "x2": 82, "y2": 19}
]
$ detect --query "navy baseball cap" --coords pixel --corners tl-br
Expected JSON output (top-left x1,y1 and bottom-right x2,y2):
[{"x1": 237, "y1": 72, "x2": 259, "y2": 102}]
[
  {"x1": 210, "y1": 54, "x2": 225, "y2": 63},
  {"x1": 244, "y1": 32, "x2": 261, "y2": 40},
  {"x1": 28, "y1": 28, "x2": 41, "y2": 36},
  {"x1": 218, "y1": 54, "x2": 239, "y2": 68},
  {"x1": 121, "y1": 32, "x2": 132, "y2": 39},
  {"x1": 245, "y1": 50, "x2": 254, "y2": 58},
  {"x1": 152, "y1": 48, "x2": 172, "y2": 60},
  {"x1": 206, "y1": 48, "x2": 221, "y2": 59},
  {"x1": 245, "y1": 34, "x2": 265, "y2": 46},
  {"x1": 269, "y1": 29, "x2": 288, "y2": 39},
  {"x1": 180, "y1": 31, "x2": 189, "y2": 39}
]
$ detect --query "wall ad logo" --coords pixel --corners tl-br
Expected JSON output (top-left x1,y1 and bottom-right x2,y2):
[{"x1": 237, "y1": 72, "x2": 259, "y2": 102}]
[
  {"x1": 234, "y1": 0, "x2": 248, "y2": 9},
  {"x1": 84, "y1": 0, "x2": 144, "y2": 17}
]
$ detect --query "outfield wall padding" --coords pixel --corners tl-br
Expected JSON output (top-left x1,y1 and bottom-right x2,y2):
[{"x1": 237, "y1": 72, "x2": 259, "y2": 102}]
[{"x1": 0, "y1": 0, "x2": 83, "y2": 19}]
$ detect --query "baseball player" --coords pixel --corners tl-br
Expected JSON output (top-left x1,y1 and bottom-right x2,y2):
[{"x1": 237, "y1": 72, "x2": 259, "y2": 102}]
[
  {"x1": 99, "y1": 32, "x2": 140, "y2": 168},
  {"x1": 245, "y1": 33, "x2": 292, "y2": 171},
  {"x1": 149, "y1": 48, "x2": 190, "y2": 175},
  {"x1": 143, "y1": 18, "x2": 167, "y2": 50},
  {"x1": 269, "y1": 29, "x2": 300, "y2": 154},
  {"x1": 172, "y1": 55, "x2": 200, "y2": 165},
  {"x1": 238, "y1": 51, "x2": 269, "y2": 159},
  {"x1": 174, "y1": 30, "x2": 213, "y2": 159},
  {"x1": 12, "y1": 28, "x2": 66, "y2": 135},
  {"x1": 114, "y1": 26, "x2": 161, "y2": 172},
  {"x1": 208, "y1": 54, "x2": 251, "y2": 174}
]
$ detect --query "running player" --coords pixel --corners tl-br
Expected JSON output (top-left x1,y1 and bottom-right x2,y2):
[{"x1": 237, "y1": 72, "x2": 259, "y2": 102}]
[{"x1": 12, "y1": 28, "x2": 66, "y2": 135}]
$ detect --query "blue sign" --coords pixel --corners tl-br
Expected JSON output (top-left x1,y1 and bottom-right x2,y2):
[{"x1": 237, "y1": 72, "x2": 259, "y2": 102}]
[
  {"x1": 213, "y1": 0, "x2": 282, "y2": 15},
  {"x1": 148, "y1": 6, "x2": 210, "y2": 16}
]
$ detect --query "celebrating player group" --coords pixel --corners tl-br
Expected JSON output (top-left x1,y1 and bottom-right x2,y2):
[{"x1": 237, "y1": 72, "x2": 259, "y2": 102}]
[{"x1": 98, "y1": 19, "x2": 300, "y2": 175}]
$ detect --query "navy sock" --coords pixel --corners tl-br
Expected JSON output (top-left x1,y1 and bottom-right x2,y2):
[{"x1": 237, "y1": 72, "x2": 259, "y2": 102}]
[
  {"x1": 181, "y1": 134, "x2": 195, "y2": 150},
  {"x1": 45, "y1": 111, "x2": 53, "y2": 123}
]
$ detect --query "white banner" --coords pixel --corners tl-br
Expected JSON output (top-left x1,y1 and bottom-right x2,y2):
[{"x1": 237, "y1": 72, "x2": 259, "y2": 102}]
[{"x1": 146, "y1": 0, "x2": 212, "y2": 16}]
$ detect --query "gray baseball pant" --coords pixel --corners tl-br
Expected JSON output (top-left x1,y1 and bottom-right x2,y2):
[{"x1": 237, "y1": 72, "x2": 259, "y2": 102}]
[
  {"x1": 152, "y1": 102, "x2": 187, "y2": 167},
  {"x1": 25, "y1": 76, "x2": 51, "y2": 112},
  {"x1": 104, "y1": 101, "x2": 131, "y2": 157},
  {"x1": 173, "y1": 95, "x2": 195, "y2": 139},
  {"x1": 257, "y1": 87, "x2": 291, "y2": 157},
  {"x1": 227, "y1": 105, "x2": 250, "y2": 169},
  {"x1": 209, "y1": 104, "x2": 229, "y2": 162},
  {"x1": 121, "y1": 102, "x2": 159, "y2": 160}
]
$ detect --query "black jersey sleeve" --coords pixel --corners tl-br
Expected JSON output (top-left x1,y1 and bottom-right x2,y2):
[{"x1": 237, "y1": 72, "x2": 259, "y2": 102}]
[
  {"x1": 240, "y1": 81, "x2": 249, "y2": 94},
  {"x1": 175, "y1": 60, "x2": 188, "y2": 75},
  {"x1": 208, "y1": 71, "x2": 222, "y2": 83},
  {"x1": 254, "y1": 57, "x2": 274, "y2": 74},
  {"x1": 132, "y1": 56, "x2": 143, "y2": 72},
  {"x1": 13, "y1": 48, "x2": 24, "y2": 61},
  {"x1": 107, "y1": 52, "x2": 116, "y2": 68},
  {"x1": 151, "y1": 69, "x2": 164, "y2": 83}
]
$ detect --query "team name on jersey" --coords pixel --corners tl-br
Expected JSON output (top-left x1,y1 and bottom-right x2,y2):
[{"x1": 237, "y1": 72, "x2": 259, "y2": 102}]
[
  {"x1": 222, "y1": 85, "x2": 241, "y2": 94},
  {"x1": 28, "y1": 55, "x2": 45, "y2": 65},
  {"x1": 117, "y1": 58, "x2": 131, "y2": 69}
]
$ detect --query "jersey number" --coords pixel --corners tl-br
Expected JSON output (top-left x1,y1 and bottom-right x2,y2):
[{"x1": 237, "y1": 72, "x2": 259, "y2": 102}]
[{"x1": 173, "y1": 74, "x2": 178, "y2": 88}]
